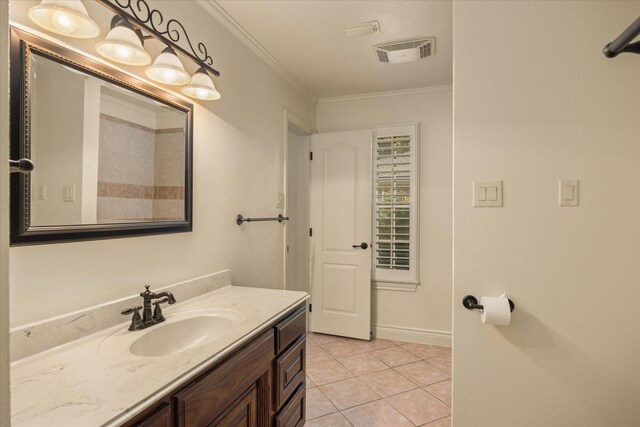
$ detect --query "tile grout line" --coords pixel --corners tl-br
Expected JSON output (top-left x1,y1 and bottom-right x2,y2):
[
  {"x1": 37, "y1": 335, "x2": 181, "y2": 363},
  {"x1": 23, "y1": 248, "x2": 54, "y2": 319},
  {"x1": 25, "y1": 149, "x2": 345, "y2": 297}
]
[
  {"x1": 391, "y1": 363, "x2": 450, "y2": 386},
  {"x1": 424, "y1": 390, "x2": 451, "y2": 408},
  {"x1": 421, "y1": 378, "x2": 452, "y2": 408},
  {"x1": 417, "y1": 414, "x2": 451, "y2": 426},
  {"x1": 316, "y1": 374, "x2": 384, "y2": 413}
]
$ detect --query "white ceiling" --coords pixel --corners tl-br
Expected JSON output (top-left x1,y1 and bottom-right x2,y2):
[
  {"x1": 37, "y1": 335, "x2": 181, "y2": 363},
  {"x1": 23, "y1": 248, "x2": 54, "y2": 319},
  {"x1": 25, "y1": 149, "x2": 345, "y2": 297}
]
[{"x1": 211, "y1": 0, "x2": 452, "y2": 99}]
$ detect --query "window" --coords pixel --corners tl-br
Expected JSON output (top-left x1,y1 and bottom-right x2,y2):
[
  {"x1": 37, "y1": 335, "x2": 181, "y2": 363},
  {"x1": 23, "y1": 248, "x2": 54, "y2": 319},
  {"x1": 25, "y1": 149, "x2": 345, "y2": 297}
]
[{"x1": 372, "y1": 124, "x2": 419, "y2": 285}]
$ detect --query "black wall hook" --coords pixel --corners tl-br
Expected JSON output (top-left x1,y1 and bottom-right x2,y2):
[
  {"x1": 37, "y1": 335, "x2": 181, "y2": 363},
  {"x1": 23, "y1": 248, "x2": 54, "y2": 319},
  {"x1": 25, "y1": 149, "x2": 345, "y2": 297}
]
[{"x1": 462, "y1": 295, "x2": 515, "y2": 313}]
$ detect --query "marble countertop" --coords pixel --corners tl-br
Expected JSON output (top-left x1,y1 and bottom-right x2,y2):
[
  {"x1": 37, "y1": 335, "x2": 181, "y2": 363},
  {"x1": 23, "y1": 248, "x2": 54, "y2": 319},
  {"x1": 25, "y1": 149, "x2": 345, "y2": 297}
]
[{"x1": 11, "y1": 285, "x2": 308, "y2": 427}]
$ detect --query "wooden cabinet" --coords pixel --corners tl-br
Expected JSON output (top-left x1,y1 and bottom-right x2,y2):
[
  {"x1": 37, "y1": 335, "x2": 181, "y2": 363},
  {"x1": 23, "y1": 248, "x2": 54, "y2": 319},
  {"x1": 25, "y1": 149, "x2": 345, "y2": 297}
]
[
  {"x1": 125, "y1": 402, "x2": 172, "y2": 427},
  {"x1": 274, "y1": 307, "x2": 305, "y2": 354},
  {"x1": 123, "y1": 304, "x2": 306, "y2": 427},
  {"x1": 275, "y1": 385, "x2": 305, "y2": 427},
  {"x1": 212, "y1": 385, "x2": 257, "y2": 427},
  {"x1": 275, "y1": 336, "x2": 305, "y2": 409},
  {"x1": 174, "y1": 330, "x2": 274, "y2": 427}
]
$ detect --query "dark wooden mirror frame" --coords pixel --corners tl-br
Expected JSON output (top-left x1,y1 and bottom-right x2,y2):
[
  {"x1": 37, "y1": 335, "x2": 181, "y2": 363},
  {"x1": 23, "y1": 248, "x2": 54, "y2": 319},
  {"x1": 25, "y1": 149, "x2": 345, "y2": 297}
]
[{"x1": 10, "y1": 27, "x2": 194, "y2": 245}]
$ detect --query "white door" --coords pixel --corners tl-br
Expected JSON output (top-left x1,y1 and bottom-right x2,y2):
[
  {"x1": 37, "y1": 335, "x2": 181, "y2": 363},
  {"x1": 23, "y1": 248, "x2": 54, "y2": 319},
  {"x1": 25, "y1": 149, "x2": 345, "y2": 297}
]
[{"x1": 309, "y1": 129, "x2": 372, "y2": 340}]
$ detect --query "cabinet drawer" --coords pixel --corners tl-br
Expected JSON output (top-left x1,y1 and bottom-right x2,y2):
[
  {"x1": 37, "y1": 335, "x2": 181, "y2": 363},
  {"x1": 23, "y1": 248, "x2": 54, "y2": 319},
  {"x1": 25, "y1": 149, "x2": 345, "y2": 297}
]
[
  {"x1": 275, "y1": 384, "x2": 305, "y2": 427},
  {"x1": 130, "y1": 403, "x2": 173, "y2": 427},
  {"x1": 174, "y1": 330, "x2": 274, "y2": 427},
  {"x1": 123, "y1": 401, "x2": 171, "y2": 427},
  {"x1": 274, "y1": 306, "x2": 305, "y2": 354},
  {"x1": 275, "y1": 336, "x2": 305, "y2": 409}
]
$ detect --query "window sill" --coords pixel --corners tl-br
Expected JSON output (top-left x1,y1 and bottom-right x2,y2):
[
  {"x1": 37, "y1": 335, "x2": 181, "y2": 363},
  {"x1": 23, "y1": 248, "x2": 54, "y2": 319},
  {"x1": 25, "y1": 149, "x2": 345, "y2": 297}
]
[{"x1": 371, "y1": 280, "x2": 419, "y2": 292}]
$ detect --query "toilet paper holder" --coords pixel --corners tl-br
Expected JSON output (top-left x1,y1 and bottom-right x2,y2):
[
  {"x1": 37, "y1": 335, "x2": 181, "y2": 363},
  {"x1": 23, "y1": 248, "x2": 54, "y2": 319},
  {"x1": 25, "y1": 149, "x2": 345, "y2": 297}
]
[{"x1": 462, "y1": 295, "x2": 515, "y2": 313}]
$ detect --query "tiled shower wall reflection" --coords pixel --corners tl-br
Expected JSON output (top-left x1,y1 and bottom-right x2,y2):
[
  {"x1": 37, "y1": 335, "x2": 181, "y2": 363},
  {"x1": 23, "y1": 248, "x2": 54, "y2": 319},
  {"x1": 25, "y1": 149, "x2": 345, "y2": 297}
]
[{"x1": 97, "y1": 114, "x2": 185, "y2": 222}]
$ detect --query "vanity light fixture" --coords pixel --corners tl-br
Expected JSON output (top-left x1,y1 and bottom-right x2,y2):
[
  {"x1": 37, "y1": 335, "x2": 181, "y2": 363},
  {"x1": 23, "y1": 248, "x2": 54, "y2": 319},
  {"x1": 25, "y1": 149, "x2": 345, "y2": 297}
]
[
  {"x1": 28, "y1": 0, "x2": 100, "y2": 39},
  {"x1": 182, "y1": 68, "x2": 221, "y2": 101},
  {"x1": 28, "y1": 0, "x2": 223, "y2": 100},
  {"x1": 145, "y1": 46, "x2": 190, "y2": 86},
  {"x1": 96, "y1": 16, "x2": 151, "y2": 66}
]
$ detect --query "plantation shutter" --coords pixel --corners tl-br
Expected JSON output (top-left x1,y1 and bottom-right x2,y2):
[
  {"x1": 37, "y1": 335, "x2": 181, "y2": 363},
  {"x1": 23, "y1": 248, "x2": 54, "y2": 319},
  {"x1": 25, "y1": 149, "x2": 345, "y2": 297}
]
[{"x1": 372, "y1": 124, "x2": 418, "y2": 284}]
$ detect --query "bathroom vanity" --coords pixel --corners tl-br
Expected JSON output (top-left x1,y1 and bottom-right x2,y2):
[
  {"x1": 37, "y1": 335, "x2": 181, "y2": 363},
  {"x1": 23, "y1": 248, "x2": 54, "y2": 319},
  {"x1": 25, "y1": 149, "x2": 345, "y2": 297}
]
[
  {"x1": 124, "y1": 304, "x2": 306, "y2": 427},
  {"x1": 10, "y1": 285, "x2": 308, "y2": 427}
]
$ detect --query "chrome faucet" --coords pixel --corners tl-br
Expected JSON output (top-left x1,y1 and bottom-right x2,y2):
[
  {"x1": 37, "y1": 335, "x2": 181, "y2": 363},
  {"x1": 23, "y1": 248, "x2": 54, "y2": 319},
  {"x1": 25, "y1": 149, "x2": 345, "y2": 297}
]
[{"x1": 121, "y1": 285, "x2": 177, "y2": 331}]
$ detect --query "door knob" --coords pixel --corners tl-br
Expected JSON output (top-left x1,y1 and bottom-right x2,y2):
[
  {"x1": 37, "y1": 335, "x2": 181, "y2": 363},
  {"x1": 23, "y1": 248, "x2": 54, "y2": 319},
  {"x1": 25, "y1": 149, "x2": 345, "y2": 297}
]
[{"x1": 352, "y1": 242, "x2": 368, "y2": 249}]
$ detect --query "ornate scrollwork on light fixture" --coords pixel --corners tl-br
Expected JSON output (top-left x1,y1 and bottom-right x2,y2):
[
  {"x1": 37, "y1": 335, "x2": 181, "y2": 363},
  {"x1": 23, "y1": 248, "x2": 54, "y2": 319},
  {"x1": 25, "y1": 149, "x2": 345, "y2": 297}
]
[{"x1": 97, "y1": 0, "x2": 221, "y2": 77}]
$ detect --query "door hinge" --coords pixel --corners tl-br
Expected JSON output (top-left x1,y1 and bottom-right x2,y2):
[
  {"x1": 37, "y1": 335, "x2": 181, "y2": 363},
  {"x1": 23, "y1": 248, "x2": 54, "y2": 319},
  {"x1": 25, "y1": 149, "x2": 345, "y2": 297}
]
[
  {"x1": 309, "y1": 151, "x2": 313, "y2": 161},
  {"x1": 309, "y1": 303, "x2": 312, "y2": 312},
  {"x1": 309, "y1": 228, "x2": 313, "y2": 237}
]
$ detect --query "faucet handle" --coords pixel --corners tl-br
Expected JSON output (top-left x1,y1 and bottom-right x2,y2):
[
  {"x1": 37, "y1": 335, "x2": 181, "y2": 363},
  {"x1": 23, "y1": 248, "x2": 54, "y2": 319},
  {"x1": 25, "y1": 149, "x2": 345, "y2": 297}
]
[
  {"x1": 121, "y1": 305, "x2": 142, "y2": 316},
  {"x1": 121, "y1": 306, "x2": 144, "y2": 331},
  {"x1": 152, "y1": 298, "x2": 169, "y2": 322}
]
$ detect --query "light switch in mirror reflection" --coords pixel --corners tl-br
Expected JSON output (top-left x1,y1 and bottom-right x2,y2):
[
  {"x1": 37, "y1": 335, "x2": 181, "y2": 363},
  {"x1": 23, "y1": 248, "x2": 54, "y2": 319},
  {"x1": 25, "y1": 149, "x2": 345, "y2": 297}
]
[{"x1": 29, "y1": 53, "x2": 187, "y2": 226}]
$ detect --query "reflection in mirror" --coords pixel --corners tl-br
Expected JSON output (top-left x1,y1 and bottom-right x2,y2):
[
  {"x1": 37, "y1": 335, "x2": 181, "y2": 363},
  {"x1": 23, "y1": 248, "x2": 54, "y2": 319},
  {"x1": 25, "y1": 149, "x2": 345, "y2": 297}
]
[{"x1": 29, "y1": 53, "x2": 187, "y2": 227}]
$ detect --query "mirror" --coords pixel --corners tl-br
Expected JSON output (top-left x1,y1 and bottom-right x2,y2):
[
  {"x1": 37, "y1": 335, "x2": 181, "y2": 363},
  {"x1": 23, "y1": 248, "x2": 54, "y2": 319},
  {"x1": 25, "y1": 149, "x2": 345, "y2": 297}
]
[{"x1": 10, "y1": 28, "x2": 193, "y2": 245}]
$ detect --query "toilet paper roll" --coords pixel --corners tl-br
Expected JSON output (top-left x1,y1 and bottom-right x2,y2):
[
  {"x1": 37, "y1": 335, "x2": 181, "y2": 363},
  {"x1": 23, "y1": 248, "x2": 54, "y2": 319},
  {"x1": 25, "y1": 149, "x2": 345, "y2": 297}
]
[{"x1": 480, "y1": 293, "x2": 511, "y2": 326}]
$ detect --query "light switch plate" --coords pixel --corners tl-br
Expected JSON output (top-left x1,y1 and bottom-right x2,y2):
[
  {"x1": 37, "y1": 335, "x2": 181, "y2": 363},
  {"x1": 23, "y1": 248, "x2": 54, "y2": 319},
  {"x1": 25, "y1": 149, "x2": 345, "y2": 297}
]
[
  {"x1": 276, "y1": 192, "x2": 285, "y2": 208},
  {"x1": 473, "y1": 181, "x2": 503, "y2": 207},
  {"x1": 559, "y1": 180, "x2": 579, "y2": 206},
  {"x1": 63, "y1": 184, "x2": 76, "y2": 202}
]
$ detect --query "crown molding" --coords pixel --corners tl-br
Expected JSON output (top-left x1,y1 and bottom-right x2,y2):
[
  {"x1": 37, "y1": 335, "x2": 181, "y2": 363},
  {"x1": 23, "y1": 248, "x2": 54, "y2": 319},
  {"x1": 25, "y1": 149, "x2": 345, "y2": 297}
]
[
  {"x1": 196, "y1": 0, "x2": 317, "y2": 104},
  {"x1": 317, "y1": 84, "x2": 453, "y2": 104}
]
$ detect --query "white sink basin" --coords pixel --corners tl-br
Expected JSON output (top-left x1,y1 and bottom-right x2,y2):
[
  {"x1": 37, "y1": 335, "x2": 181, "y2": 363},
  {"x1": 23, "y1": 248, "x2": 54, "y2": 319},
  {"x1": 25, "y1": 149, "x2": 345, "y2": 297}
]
[{"x1": 128, "y1": 310, "x2": 245, "y2": 357}]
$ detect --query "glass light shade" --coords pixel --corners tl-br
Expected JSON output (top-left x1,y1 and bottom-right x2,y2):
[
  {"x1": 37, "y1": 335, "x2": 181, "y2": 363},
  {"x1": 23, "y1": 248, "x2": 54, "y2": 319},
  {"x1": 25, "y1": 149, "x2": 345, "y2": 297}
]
[
  {"x1": 145, "y1": 46, "x2": 190, "y2": 85},
  {"x1": 28, "y1": 0, "x2": 100, "y2": 39},
  {"x1": 96, "y1": 22, "x2": 151, "y2": 66},
  {"x1": 182, "y1": 68, "x2": 221, "y2": 101}
]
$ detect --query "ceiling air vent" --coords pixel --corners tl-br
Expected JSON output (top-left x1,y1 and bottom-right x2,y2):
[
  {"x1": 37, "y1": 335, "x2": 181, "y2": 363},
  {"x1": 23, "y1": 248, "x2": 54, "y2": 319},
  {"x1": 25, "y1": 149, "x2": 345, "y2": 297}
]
[{"x1": 374, "y1": 38, "x2": 435, "y2": 64}]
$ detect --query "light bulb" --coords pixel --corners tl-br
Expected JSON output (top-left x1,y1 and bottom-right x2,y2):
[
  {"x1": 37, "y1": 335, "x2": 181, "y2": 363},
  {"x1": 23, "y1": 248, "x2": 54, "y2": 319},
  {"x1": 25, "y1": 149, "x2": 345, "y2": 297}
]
[
  {"x1": 182, "y1": 67, "x2": 221, "y2": 101},
  {"x1": 114, "y1": 45, "x2": 133, "y2": 61},
  {"x1": 52, "y1": 11, "x2": 77, "y2": 34},
  {"x1": 28, "y1": 0, "x2": 100, "y2": 39},
  {"x1": 160, "y1": 69, "x2": 178, "y2": 84},
  {"x1": 145, "y1": 46, "x2": 190, "y2": 85},
  {"x1": 96, "y1": 16, "x2": 151, "y2": 66},
  {"x1": 195, "y1": 88, "x2": 210, "y2": 99}
]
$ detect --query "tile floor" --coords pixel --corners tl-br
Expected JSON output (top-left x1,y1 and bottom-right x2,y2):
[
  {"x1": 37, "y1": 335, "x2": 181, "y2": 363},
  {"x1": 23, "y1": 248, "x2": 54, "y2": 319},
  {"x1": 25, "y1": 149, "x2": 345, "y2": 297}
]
[{"x1": 305, "y1": 333, "x2": 452, "y2": 427}]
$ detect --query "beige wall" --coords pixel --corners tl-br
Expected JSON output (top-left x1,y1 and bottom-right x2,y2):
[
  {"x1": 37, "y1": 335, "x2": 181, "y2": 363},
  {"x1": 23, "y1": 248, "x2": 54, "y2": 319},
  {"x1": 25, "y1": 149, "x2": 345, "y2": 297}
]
[
  {"x1": 453, "y1": 1, "x2": 640, "y2": 425},
  {"x1": 285, "y1": 131, "x2": 310, "y2": 293},
  {"x1": 30, "y1": 58, "x2": 85, "y2": 226},
  {"x1": 316, "y1": 87, "x2": 453, "y2": 345},
  {"x1": 0, "y1": 0, "x2": 10, "y2": 423},
  {"x1": 9, "y1": 0, "x2": 315, "y2": 327}
]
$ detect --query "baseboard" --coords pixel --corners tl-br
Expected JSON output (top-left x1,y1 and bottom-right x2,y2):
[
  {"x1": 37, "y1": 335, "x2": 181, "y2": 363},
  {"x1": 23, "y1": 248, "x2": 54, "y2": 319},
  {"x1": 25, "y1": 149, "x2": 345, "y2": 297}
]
[{"x1": 373, "y1": 323, "x2": 452, "y2": 347}]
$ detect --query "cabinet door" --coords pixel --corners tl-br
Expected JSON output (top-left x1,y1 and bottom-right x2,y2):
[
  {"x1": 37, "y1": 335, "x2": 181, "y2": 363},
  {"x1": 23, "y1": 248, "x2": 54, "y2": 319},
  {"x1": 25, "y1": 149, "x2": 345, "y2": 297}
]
[
  {"x1": 275, "y1": 385, "x2": 305, "y2": 427},
  {"x1": 213, "y1": 385, "x2": 258, "y2": 427},
  {"x1": 174, "y1": 331, "x2": 274, "y2": 427}
]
